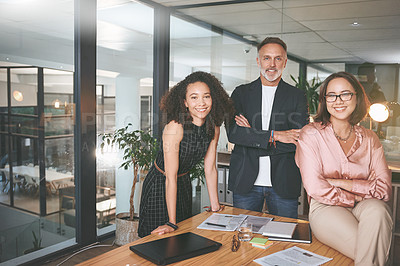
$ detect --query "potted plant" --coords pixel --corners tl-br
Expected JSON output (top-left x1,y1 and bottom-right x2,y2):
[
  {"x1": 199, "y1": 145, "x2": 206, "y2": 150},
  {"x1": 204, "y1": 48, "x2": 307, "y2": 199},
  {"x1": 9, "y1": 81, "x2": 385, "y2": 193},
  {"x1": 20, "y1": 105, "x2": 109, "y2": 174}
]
[
  {"x1": 290, "y1": 75, "x2": 322, "y2": 115},
  {"x1": 100, "y1": 123, "x2": 158, "y2": 245},
  {"x1": 189, "y1": 159, "x2": 205, "y2": 187}
]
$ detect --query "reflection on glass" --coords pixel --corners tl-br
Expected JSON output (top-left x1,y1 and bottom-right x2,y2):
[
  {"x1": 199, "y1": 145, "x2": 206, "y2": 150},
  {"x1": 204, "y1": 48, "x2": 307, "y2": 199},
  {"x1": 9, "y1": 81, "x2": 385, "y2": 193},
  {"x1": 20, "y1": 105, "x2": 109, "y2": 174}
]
[
  {"x1": 13, "y1": 90, "x2": 24, "y2": 102},
  {"x1": 96, "y1": 0, "x2": 154, "y2": 230},
  {"x1": 10, "y1": 68, "x2": 38, "y2": 115},
  {"x1": 0, "y1": 0, "x2": 75, "y2": 261},
  {"x1": 0, "y1": 66, "x2": 76, "y2": 262}
]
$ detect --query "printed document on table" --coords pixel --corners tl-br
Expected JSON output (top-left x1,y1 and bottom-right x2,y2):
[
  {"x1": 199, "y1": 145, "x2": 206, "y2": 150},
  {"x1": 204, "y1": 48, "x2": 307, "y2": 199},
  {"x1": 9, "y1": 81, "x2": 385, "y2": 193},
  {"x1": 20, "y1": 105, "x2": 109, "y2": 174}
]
[
  {"x1": 254, "y1": 246, "x2": 333, "y2": 266},
  {"x1": 197, "y1": 213, "x2": 246, "y2": 231}
]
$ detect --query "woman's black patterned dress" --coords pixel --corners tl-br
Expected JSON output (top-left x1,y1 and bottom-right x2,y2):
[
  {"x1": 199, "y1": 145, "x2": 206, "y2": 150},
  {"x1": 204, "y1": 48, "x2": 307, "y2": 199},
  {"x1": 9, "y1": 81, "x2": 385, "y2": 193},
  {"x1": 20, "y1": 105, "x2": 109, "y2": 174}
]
[{"x1": 138, "y1": 123, "x2": 211, "y2": 237}]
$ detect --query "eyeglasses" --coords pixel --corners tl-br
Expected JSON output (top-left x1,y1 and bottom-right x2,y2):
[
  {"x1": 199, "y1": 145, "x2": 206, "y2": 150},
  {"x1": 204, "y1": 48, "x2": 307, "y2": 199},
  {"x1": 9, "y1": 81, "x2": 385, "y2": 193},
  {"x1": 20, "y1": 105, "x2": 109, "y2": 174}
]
[
  {"x1": 325, "y1": 92, "x2": 355, "y2": 103},
  {"x1": 231, "y1": 234, "x2": 240, "y2": 252}
]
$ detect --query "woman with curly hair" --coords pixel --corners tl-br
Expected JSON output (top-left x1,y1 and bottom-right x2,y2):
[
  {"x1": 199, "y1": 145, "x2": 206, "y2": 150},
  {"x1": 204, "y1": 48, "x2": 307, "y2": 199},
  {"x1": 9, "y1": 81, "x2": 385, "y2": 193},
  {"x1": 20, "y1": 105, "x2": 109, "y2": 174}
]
[{"x1": 138, "y1": 71, "x2": 234, "y2": 237}]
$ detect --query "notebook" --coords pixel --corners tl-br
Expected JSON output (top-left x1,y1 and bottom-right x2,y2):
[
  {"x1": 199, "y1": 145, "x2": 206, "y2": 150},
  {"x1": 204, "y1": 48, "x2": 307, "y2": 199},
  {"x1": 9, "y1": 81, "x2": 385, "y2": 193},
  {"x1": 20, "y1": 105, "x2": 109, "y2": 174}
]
[
  {"x1": 267, "y1": 222, "x2": 312, "y2": 244},
  {"x1": 129, "y1": 232, "x2": 222, "y2": 265},
  {"x1": 261, "y1": 221, "x2": 297, "y2": 238}
]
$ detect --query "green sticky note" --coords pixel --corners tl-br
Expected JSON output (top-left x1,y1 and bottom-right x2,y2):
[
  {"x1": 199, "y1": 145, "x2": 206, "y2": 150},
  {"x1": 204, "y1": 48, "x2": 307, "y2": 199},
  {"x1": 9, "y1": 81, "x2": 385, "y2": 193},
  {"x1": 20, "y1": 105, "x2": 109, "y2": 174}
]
[{"x1": 249, "y1": 237, "x2": 268, "y2": 245}]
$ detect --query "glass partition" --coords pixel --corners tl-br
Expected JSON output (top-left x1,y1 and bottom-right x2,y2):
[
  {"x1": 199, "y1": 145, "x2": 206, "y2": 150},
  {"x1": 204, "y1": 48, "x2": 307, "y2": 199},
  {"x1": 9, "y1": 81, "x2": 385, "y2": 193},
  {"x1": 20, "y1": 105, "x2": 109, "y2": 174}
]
[
  {"x1": 96, "y1": 0, "x2": 154, "y2": 230},
  {"x1": 0, "y1": 66, "x2": 76, "y2": 262},
  {"x1": 0, "y1": 0, "x2": 75, "y2": 260}
]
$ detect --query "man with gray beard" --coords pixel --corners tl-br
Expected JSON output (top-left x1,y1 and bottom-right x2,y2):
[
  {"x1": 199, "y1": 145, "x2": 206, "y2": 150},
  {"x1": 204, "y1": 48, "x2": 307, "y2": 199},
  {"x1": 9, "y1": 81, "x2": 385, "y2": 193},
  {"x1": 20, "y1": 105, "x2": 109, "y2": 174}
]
[{"x1": 227, "y1": 37, "x2": 309, "y2": 218}]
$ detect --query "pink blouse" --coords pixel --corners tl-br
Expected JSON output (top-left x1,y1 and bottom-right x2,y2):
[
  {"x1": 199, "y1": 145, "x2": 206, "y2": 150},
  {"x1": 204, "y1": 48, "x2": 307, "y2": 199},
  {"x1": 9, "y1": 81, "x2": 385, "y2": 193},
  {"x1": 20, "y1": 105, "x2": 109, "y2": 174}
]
[{"x1": 295, "y1": 122, "x2": 391, "y2": 207}]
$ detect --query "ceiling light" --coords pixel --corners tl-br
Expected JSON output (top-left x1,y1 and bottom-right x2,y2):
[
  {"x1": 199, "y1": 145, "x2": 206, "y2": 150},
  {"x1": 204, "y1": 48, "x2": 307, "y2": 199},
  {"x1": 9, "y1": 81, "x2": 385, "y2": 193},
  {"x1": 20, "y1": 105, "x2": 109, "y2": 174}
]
[
  {"x1": 351, "y1": 21, "x2": 360, "y2": 27},
  {"x1": 53, "y1": 99, "x2": 61, "y2": 109},
  {"x1": 243, "y1": 35, "x2": 257, "y2": 41}
]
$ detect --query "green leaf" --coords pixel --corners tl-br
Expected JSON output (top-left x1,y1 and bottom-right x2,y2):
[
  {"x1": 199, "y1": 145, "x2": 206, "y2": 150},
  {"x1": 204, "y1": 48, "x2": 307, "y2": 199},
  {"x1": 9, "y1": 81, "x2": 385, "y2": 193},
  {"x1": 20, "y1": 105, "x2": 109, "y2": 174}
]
[{"x1": 291, "y1": 75, "x2": 322, "y2": 115}]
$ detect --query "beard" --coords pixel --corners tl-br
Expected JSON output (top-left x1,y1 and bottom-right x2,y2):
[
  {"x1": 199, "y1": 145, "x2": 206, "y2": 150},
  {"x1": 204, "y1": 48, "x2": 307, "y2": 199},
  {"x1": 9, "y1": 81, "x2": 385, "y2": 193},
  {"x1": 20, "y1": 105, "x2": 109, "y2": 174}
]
[{"x1": 260, "y1": 67, "x2": 282, "y2": 82}]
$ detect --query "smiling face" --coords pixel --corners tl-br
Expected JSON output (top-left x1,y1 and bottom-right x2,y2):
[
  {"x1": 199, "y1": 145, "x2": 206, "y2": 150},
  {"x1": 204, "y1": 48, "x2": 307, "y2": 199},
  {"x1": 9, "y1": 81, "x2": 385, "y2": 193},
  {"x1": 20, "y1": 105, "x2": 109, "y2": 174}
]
[
  {"x1": 326, "y1": 78, "x2": 357, "y2": 124},
  {"x1": 257, "y1": 43, "x2": 287, "y2": 86},
  {"x1": 184, "y1": 81, "x2": 212, "y2": 126}
]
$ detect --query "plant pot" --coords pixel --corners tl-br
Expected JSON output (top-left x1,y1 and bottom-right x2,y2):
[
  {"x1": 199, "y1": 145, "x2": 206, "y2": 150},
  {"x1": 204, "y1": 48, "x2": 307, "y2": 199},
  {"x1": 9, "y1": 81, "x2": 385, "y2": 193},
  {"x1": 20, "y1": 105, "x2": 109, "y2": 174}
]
[{"x1": 115, "y1": 212, "x2": 140, "y2": 246}]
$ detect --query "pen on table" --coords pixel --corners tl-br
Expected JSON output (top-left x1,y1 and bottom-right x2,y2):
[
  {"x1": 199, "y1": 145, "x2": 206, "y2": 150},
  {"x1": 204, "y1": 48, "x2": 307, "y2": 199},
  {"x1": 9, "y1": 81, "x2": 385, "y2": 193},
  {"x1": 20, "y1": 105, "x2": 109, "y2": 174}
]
[{"x1": 206, "y1": 222, "x2": 226, "y2": 228}]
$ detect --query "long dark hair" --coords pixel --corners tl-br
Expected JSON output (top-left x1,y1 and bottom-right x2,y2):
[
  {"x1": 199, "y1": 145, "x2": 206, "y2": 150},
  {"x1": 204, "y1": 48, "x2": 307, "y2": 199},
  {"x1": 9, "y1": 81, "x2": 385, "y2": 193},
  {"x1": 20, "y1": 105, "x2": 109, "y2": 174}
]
[
  {"x1": 160, "y1": 71, "x2": 235, "y2": 139},
  {"x1": 314, "y1": 71, "x2": 370, "y2": 125}
]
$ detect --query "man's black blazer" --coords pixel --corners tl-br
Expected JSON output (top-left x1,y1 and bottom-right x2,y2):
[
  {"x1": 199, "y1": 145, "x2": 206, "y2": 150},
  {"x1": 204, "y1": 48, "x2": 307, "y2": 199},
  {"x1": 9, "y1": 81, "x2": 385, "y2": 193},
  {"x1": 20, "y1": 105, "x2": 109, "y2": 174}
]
[{"x1": 227, "y1": 78, "x2": 309, "y2": 199}]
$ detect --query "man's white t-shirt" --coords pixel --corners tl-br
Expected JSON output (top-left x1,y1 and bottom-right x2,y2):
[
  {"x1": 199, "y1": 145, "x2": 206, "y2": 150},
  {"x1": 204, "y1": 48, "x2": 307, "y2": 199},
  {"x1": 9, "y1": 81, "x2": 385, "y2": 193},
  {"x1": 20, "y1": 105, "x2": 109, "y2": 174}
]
[{"x1": 254, "y1": 85, "x2": 278, "y2": 186}]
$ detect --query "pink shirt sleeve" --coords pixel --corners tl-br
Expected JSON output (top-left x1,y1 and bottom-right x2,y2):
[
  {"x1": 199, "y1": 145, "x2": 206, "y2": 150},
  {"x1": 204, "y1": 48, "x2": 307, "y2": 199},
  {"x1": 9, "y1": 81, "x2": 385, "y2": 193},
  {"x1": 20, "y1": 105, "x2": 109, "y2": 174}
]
[
  {"x1": 295, "y1": 124, "x2": 355, "y2": 207},
  {"x1": 295, "y1": 123, "x2": 391, "y2": 208},
  {"x1": 351, "y1": 130, "x2": 391, "y2": 201}
]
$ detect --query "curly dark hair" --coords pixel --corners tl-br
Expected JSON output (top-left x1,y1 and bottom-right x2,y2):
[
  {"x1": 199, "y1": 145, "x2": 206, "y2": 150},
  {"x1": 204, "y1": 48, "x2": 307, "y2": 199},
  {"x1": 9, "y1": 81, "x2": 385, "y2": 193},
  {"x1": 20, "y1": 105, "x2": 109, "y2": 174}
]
[
  {"x1": 314, "y1": 71, "x2": 370, "y2": 126},
  {"x1": 160, "y1": 71, "x2": 235, "y2": 139}
]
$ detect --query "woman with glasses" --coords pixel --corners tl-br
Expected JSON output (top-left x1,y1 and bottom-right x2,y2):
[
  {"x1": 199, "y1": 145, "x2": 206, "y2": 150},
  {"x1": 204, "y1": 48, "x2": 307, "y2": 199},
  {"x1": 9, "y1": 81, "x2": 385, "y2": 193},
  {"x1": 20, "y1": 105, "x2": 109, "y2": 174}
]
[{"x1": 295, "y1": 72, "x2": 392, "y2": 266}]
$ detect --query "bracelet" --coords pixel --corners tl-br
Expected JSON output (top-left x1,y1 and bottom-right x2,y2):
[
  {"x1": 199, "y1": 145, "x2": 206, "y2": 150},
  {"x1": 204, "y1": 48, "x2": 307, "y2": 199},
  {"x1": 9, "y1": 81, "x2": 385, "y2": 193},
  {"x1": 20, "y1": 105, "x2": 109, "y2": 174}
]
[
  {"x1": 166, "y1": 221, "x2": 178, "y2": 230},
  {"x1": 269, "y1": 130, "x2": 276, "y2": 147},
  {"x1": 204, "y1": 204, "x2": 225, "y2": 212}
]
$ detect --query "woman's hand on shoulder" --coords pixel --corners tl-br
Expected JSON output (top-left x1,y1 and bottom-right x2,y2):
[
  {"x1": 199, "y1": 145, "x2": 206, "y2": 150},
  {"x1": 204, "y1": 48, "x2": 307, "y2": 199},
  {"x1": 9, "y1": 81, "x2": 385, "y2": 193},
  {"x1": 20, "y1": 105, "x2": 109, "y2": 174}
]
[
  {"x1": 151, "y1": 224, "x2": 175, "y2": 235},
  {"x1": 235, "y1": 114, "x2": 251, "y2": 128}
]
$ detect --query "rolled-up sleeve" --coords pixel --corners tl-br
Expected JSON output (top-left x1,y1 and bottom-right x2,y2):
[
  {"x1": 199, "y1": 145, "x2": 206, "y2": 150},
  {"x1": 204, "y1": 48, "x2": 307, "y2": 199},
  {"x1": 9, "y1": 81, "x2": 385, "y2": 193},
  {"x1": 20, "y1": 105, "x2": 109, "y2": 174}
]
[{"x1": 351, "y1": 133, "x2": 391, "y2": 201}]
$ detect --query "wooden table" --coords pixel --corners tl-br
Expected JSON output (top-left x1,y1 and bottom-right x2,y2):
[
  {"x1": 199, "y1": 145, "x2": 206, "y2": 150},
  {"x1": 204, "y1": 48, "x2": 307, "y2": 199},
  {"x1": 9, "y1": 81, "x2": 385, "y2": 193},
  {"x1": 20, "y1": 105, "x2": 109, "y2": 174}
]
[{"x1": 78, "y1": 206, "x2": 352, "y2": 265}]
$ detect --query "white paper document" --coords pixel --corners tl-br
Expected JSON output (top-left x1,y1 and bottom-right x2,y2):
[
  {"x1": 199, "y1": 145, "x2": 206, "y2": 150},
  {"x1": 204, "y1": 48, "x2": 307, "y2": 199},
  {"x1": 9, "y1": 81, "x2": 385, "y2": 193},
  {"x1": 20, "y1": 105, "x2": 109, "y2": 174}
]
[
  {"x1": 260, "y1": 221, "x2": 297, "y2": 238},
  {"x1": 254, "y1": 246, "x2": 333, "y2": 266},
  {"x1": 197, "y1": 213, "x2": 247, "y2": 231}
]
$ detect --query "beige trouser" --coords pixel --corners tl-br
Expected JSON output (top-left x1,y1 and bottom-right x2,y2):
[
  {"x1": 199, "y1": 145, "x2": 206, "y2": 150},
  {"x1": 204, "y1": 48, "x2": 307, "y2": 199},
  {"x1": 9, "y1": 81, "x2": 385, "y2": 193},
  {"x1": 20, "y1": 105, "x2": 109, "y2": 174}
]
[{"x1": 309, "y1": 198, "x2": 393, "y2": 266}]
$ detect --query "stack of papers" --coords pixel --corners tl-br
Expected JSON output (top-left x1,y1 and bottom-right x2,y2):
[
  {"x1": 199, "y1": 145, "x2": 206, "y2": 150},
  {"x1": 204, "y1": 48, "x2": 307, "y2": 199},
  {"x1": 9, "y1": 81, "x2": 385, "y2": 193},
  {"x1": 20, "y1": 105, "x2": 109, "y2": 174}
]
[
  {"x1": 197, "y1": 213, "x2": 247, "y2": 231},
  {"x1": 197, "y1": 214, "x2": 273, "y2": 232},
  {"x1": 198, "y1": 213, "x2": 312, "y2": 244},
  {"x1": 260, "y1": 221, "x2": 297, "y2": 238},
  {"x1": 249, "y1": 237, "x2": 273, "y2": 249}
]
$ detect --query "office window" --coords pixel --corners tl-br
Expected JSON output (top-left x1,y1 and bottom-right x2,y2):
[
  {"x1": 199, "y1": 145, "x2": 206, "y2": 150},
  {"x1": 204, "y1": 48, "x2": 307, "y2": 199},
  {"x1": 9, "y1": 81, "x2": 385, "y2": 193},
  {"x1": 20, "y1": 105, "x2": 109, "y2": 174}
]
[
  {"x1": 283, "y1": 60, "x2": 300, "y2": 87},
  {"x1": 0, "y1": 66, "x2": 76, "y2": 262},
  {"x1": 307, "y1": 63, "x2": 345, "y2": 82},
  {"x1": 96, "y1": 1, "x2": 154, "y2": 231},
  {"x1": 140, "y1": 95, "x2": 152, "y2": 133},
  {"x1": 0, "y1": 0, "x2": 75, "y2": 262}
]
